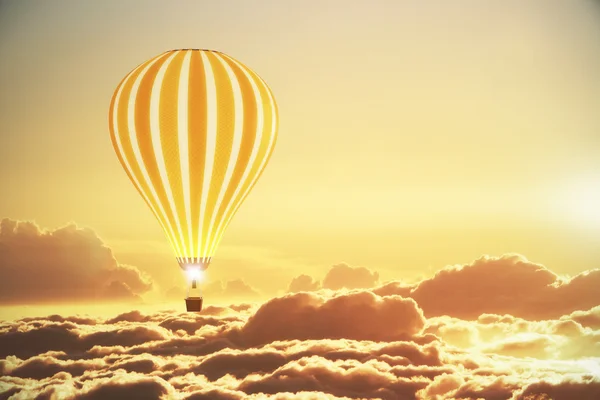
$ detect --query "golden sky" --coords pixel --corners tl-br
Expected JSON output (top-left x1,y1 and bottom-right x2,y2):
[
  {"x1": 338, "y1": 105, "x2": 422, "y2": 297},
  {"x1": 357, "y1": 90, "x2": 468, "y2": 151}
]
[
  {"x1": 3, "y1": 3, "x2": 600, "y2": 398},
  {"x1": 1, "y1": 0, "x2": 599, "y2": 299}
]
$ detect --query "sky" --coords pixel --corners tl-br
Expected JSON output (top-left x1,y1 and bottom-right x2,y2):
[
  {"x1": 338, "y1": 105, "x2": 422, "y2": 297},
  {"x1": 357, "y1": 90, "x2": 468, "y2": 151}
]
[
  {"x1": 1, "y1": 1, "x2": 600, "y2": 398},
  {"x1": 1, "y1": 0, "x2": 600, "y2": 295}
]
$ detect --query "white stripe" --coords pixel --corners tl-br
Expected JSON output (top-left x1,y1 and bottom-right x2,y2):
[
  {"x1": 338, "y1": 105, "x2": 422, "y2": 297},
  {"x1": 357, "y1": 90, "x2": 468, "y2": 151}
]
[
  {"x1": 206, "y1": 56, "x2": 267, "y2": 256},
  {"x1": 150, "y1": 52, "x2": 188, "y2": 258},
  {"x1": 121, "y1": 54, "x2": 185, "y2": 257},
  {"x1": 202, "y1": 53, "x2": 245, "y2": 259},
  {"x1": 197, "y1": 51, "x2": 218, "y2": 263},
  {"x1": 178, "y1": 51, "x2": 193, "y2": 258}
]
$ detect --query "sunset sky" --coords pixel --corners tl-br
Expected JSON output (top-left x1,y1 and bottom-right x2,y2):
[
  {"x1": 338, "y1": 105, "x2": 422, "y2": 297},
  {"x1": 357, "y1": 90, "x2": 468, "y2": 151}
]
[
  {"x1": 1, "y1": 1, "x2": 600, "y2": 399},
  {"x1": 2, "y1": 0, "x2": 600, "y2": 297}
]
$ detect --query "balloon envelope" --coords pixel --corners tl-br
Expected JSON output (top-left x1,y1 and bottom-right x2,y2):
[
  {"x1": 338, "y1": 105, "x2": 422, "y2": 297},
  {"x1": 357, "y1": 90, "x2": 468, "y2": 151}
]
[{"x1": 109, "y1": 49, "x2": 278, "y2": 271}]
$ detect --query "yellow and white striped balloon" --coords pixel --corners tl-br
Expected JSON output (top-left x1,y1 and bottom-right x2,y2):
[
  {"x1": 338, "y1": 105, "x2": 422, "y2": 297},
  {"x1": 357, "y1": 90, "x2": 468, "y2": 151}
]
[{"x1": 108, "y1": 49, "x2": 278, "y2": 271}]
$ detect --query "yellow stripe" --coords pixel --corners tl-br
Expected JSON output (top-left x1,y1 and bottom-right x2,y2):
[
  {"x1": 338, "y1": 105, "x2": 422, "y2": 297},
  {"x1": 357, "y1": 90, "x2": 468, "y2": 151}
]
[
  {"x1": 187, "y1": 51, "x2": 208, "y2": 263},
  {"x1": 197, "y1": 51, "x2": 217, "y2": 261},
  {"x1": 178, "y1": 51, "x2": 194, "y2": 259}
]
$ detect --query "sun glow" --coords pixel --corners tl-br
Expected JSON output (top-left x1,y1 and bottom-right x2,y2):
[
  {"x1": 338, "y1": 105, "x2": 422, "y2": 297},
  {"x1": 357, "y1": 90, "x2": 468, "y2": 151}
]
[{"x1": 559, "y1": 175, "x2": 600, "y2": 227}]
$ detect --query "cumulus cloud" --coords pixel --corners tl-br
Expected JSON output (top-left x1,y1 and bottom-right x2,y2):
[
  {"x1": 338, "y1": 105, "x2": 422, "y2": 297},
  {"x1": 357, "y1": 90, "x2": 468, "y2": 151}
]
[
  {"x1": 287, "y1": 275, "x2": 320, "y2": 293},
  {"x1": 239, "y1": 290, "x2": 425, "y2": 346},
  {"x1": 0, "y1": 218, "x2": 152, "y2": 304},
  {"x1": 290, "y1": 254, "x2": 600, "y2": 321},
  {"x1": 371, "y1": 254, "x2": 600, "y2": 320},
  {"x1": 287, "y1": 263, "x2": 380, "y2": 293},
  {"x1": 321, "y1": 263, "x2": 379, "y2": 291},
  {"x1": 567, "y1": 305, "x2": 600, "y2": 330}
]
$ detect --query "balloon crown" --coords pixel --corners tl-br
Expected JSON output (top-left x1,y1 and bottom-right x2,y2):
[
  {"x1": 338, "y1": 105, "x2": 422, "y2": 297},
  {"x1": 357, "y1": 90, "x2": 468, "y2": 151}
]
[{"x1": 168, "y1": 49, "x2": 223, "y2": 53}]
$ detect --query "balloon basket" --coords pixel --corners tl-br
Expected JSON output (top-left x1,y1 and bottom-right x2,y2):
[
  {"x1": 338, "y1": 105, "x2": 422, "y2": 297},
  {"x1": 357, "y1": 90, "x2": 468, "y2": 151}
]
[{"x1": 185, "y1": 297, "x2": 203, "y2": 312}]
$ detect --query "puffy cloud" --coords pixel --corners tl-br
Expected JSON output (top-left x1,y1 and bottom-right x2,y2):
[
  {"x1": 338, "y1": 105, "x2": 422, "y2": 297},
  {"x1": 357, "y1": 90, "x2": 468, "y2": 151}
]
[
  {"x1": 321, "y1": 263, "x2": 379, "y2": 291},
  {"x1": 0, "y1": 218, "x2": 152, "y2": 304},
  {"x1": 287, "y1": 275, "x2": 320, "y2": 293},
  {"x1": 567, "y1": 305, "x2": 600, "y2": 330},
  {"x1": 415, "y1": 374, "x2": 463, "y2": 400},
  {"x1": 0, "y1": 319, "x2": 171, "y2": 359},
  {"x1": 287, "y1": 264, "x2": 380, "y2": 294},
  {"x1": 375, "y1": 254, "x2": 600, "y2": 320},
  {"x1": 237, "y1": 356, "x2": 429, "y2": 399},
  {"x1": 515, "y1": 378, "x2": 600, "y2": 400},
  {"x1": 239, "y1": 290, "x2": 425, "y2": 346},
  {"x1": 372, "y1": 281, "x2": 413, "y2": 298},
  {"x1": 291, "y1": 254, "x2": 600, "y2": 321},
  {"x1": 75, "y1": 375, "x2": 173, "y2": 400}
]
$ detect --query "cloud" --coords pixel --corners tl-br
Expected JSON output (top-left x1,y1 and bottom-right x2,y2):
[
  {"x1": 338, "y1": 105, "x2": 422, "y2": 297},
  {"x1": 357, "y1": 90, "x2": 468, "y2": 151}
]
[
  {"x1": 75, "y1": 374, "x2": 173, "y2": 400},
  {"x1": 0, "y1": 319, "x2": 171, "y2": 359},
  {"x1": 239, "y1": 290, "x2": 425, "y2": 346},
  {"x1": 321, "y1": 263, "x2": 379, "y2": 291},
  {"x1": 0, "y1": 218, "x2": 152, "y2": 304},
  {"x1": 567, "y1": 305, "x2": 600, "y2": 330},
  {"x1": 287, "y1": 263, "x2": 380, "y2": 294},
  {"x1": 373, "y1": 254, "x2": 600, "y2": 320},
  {"x1": 515, "y1": 378, "x2": 600, "y2": 400},
  {"x1": 290, "y1": 254, "x2": 600, "y2": 321},
  {"x1": 287, "y1": 275, "x2": 320, "y2": 293},
  {"x1": 237, "y1": 356, "x2": 429, "y2": 399}
]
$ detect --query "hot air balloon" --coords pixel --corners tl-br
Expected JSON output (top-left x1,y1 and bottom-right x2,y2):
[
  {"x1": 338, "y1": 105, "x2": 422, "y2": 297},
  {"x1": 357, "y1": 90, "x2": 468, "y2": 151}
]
[{"x1": 108, "y1": 49, "x2": 278, "y2": 311}]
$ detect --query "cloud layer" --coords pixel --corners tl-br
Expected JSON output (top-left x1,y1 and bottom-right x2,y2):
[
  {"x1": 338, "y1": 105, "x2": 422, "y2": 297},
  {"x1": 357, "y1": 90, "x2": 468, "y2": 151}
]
[
  {"x1": 293, "y1": 254, "x2": 600, "y2": 321},
  {"x1": 1, "y1": 219, "x2": 599, "y2": 398},
  {"x1": 0, "y1": 219, "x2": 152, "y2": 304},
  {"x1": 1, "y1": 284, "x2": 599, "y2": 399}
]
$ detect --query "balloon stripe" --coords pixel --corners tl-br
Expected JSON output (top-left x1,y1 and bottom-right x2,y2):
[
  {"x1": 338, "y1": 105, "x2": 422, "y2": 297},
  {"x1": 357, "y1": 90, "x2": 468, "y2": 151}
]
[
  {"x1": 197, "y1": 51, "x2": 218, "y2": 263},
  {"x1": 202, "y1": 52, "x2": 245, "y2": 260},
  {"x1": 178, "y1": 51, "x2": 193, "y2": 260},
  {"x1": 187, "y1": 51, "x2": 208, "y2": 264}
]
